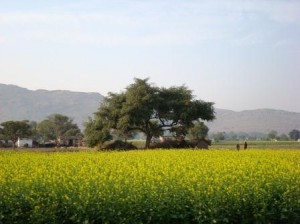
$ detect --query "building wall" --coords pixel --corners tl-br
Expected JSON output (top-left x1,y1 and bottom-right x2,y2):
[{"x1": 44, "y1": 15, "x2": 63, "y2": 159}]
[{"x1": 17, "y1": 138, "x2": 33, "y2": 148}]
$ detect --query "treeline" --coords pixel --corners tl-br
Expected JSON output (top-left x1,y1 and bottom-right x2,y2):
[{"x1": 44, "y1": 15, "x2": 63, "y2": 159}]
[{"x1": 210, "y1": 129, "x2": 300, "y2": 141}]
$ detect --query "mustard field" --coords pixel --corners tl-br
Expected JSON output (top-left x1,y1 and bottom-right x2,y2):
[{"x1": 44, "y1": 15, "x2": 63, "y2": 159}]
[{"x1": 0, "y1": 149, "x2": 299, "y2": 223}]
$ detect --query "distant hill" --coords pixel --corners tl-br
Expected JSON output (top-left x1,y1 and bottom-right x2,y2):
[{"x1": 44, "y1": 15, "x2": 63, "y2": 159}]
[
  {"x1": 207, "y1": 108, "x2": 300, "y2": 134},
  {"x1": 0, "y1": 84, "x2": 104, "y2": 129},
  {"x1": 1, "y1": 83, "x2": 299, "y2": 134}
]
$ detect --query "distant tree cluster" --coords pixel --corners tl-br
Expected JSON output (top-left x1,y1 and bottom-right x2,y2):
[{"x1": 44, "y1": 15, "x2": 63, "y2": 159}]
[
  {"x1": 209, "y1": 131, "x2": 266, "y2": 142},
  {"x1": 209, "y1": 129, "x2": 300, "y2": 142},
  {"x1": 289, "y1": 129, "x2": 300, "y2": 141},
  {"x1": 37, "y1": 114, "x2": 81, "y2": 143},
  {"x1": 0, "y1": 114, "x2": 81, "y2": 148},
  {"x1": 267, "y1": 130, "x2": 300, "y2": 141}
]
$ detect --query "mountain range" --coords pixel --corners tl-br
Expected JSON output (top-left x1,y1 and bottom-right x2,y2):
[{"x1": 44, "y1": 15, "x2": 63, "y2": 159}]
[
  {"x1": 207, "y1": 108, "x2": 300, "y2": 134},
  {"x1": 1, "y1": 83, "x2": 299, "y2": 134},
  {"x1": 0, "y1": 84, "x2": 103, "y2": 129}
]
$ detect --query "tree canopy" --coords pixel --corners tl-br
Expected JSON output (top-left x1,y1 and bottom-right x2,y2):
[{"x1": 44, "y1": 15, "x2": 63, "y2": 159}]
[
  {"x1": 84, "y1": 78, "x2": 215, "y2": 148},
  {"x1": 0, "y1": 120, "x2": 32, "y2": 148},
  {"x1": 268, "y1": 130, "x2": 278, "y2": 140},
  {"x1": 289, "y1": 129, "x2": 300, "y2": 141},
  {"x1": 37, "y1": 114, "x2": 81, "y2": 142}
]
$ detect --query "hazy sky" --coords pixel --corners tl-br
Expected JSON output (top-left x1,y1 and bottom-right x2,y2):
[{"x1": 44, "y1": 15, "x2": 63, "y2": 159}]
[{"x1": 1, "y1": 0, "x2": 299, "y2": 112}]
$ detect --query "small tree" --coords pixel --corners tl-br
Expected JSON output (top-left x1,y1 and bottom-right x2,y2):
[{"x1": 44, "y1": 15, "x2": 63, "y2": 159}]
[
  {"x1": 268, "y1": 130, "x2": 278, "y2": 140},
  {"x1": 279, "y1": 133, "x2": 289, "y2": 141},
  {"x1": 213, "y1": 132, "x2": 225, "y2": 142},
  {"x1": 188, "y1": 121, "x2": 209, "y2": 140},
  {"x1": 289, "y1": 129, "x2": 300, "y2": 141},
  {"x1": 0, "y1": 120, "x2": 32, "y2": 148},
  {"x1": 37, "y1": 114, "x2": 81, "y2": 143}
]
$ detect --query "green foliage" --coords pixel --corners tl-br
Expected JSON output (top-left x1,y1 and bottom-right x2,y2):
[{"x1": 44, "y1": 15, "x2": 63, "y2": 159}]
[
  {"x1": 0, "y1": 150, "x2": 299, "y2": 223},
  {"x1": 279, "y1": 133, "x2": 289, "y2": 141},
  {"x1": 36, "y1": 120, "x2": 53, "y2": 140},
  {"x1": 268, "y1": 130, "x2": 278, "y2": 140},
  {"x1": 0, "y1": 120, "x2": 31, "y2": 147},
  {"x1": 37, "y1": 114, "x2": 81, "y2": 142},
  {"x1": 289, "y1": 129, "x2": 300, "y2": 141},
  {"x1": 188, "y1": 121, "x2": 209, "y2": 140},
  {"x1": 83, "y1": 117, "x2": 112, "y2": 147},
  {"x1": 213, "y1": 132, "x2": 226, "y2": 142},
  {"x1": 28, "y1": 121, "x2": 40, "y2": 140},
  {"x1": 85, "y1": 78, "x2": 215, "y2": 148}
]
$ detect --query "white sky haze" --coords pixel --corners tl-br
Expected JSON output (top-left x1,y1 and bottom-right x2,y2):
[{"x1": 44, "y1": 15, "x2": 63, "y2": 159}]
[{"x1": 1, "y1": 0, "x2": 300, "y2": 112}]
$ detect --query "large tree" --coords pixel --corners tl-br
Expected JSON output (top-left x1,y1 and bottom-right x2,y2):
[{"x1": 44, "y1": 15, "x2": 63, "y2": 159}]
[
  {"x1": 37, "y1": 114, "x2": 81, "y2": 143},
  {"x1": 0, "y1": 120, "x2": 32, "y2": 148},
  {"x1": 85, "y1": 78, "x2": 215, "y2": 148}
]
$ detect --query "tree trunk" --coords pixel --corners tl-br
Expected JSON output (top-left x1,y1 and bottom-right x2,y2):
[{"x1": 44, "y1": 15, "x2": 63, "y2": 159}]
[{"x1": 145, "y1": 133, "x2": 153, "y2": 149}]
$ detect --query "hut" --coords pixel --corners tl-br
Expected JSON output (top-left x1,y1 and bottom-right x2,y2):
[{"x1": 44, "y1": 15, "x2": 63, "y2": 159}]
[{"x1": 58, "y1": 136, "x2": 83, "y2": 147}]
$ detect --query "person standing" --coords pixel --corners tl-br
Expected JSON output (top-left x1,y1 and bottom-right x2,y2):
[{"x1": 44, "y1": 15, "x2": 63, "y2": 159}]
[
  {"x1": 244, "y1": 141, "x2": 248, "y2": 150},
  {"x1": 236, "y1": 143, "x2": 240, "y2": 151}
]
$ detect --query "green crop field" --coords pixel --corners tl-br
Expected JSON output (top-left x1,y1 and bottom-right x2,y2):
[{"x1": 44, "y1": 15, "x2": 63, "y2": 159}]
[
  {"x1": 0, "y1": 149, "x2": 299, "y2": 223},
  {"x1": 128, "y1": 140, "x2": 300, "y2": 150}
]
